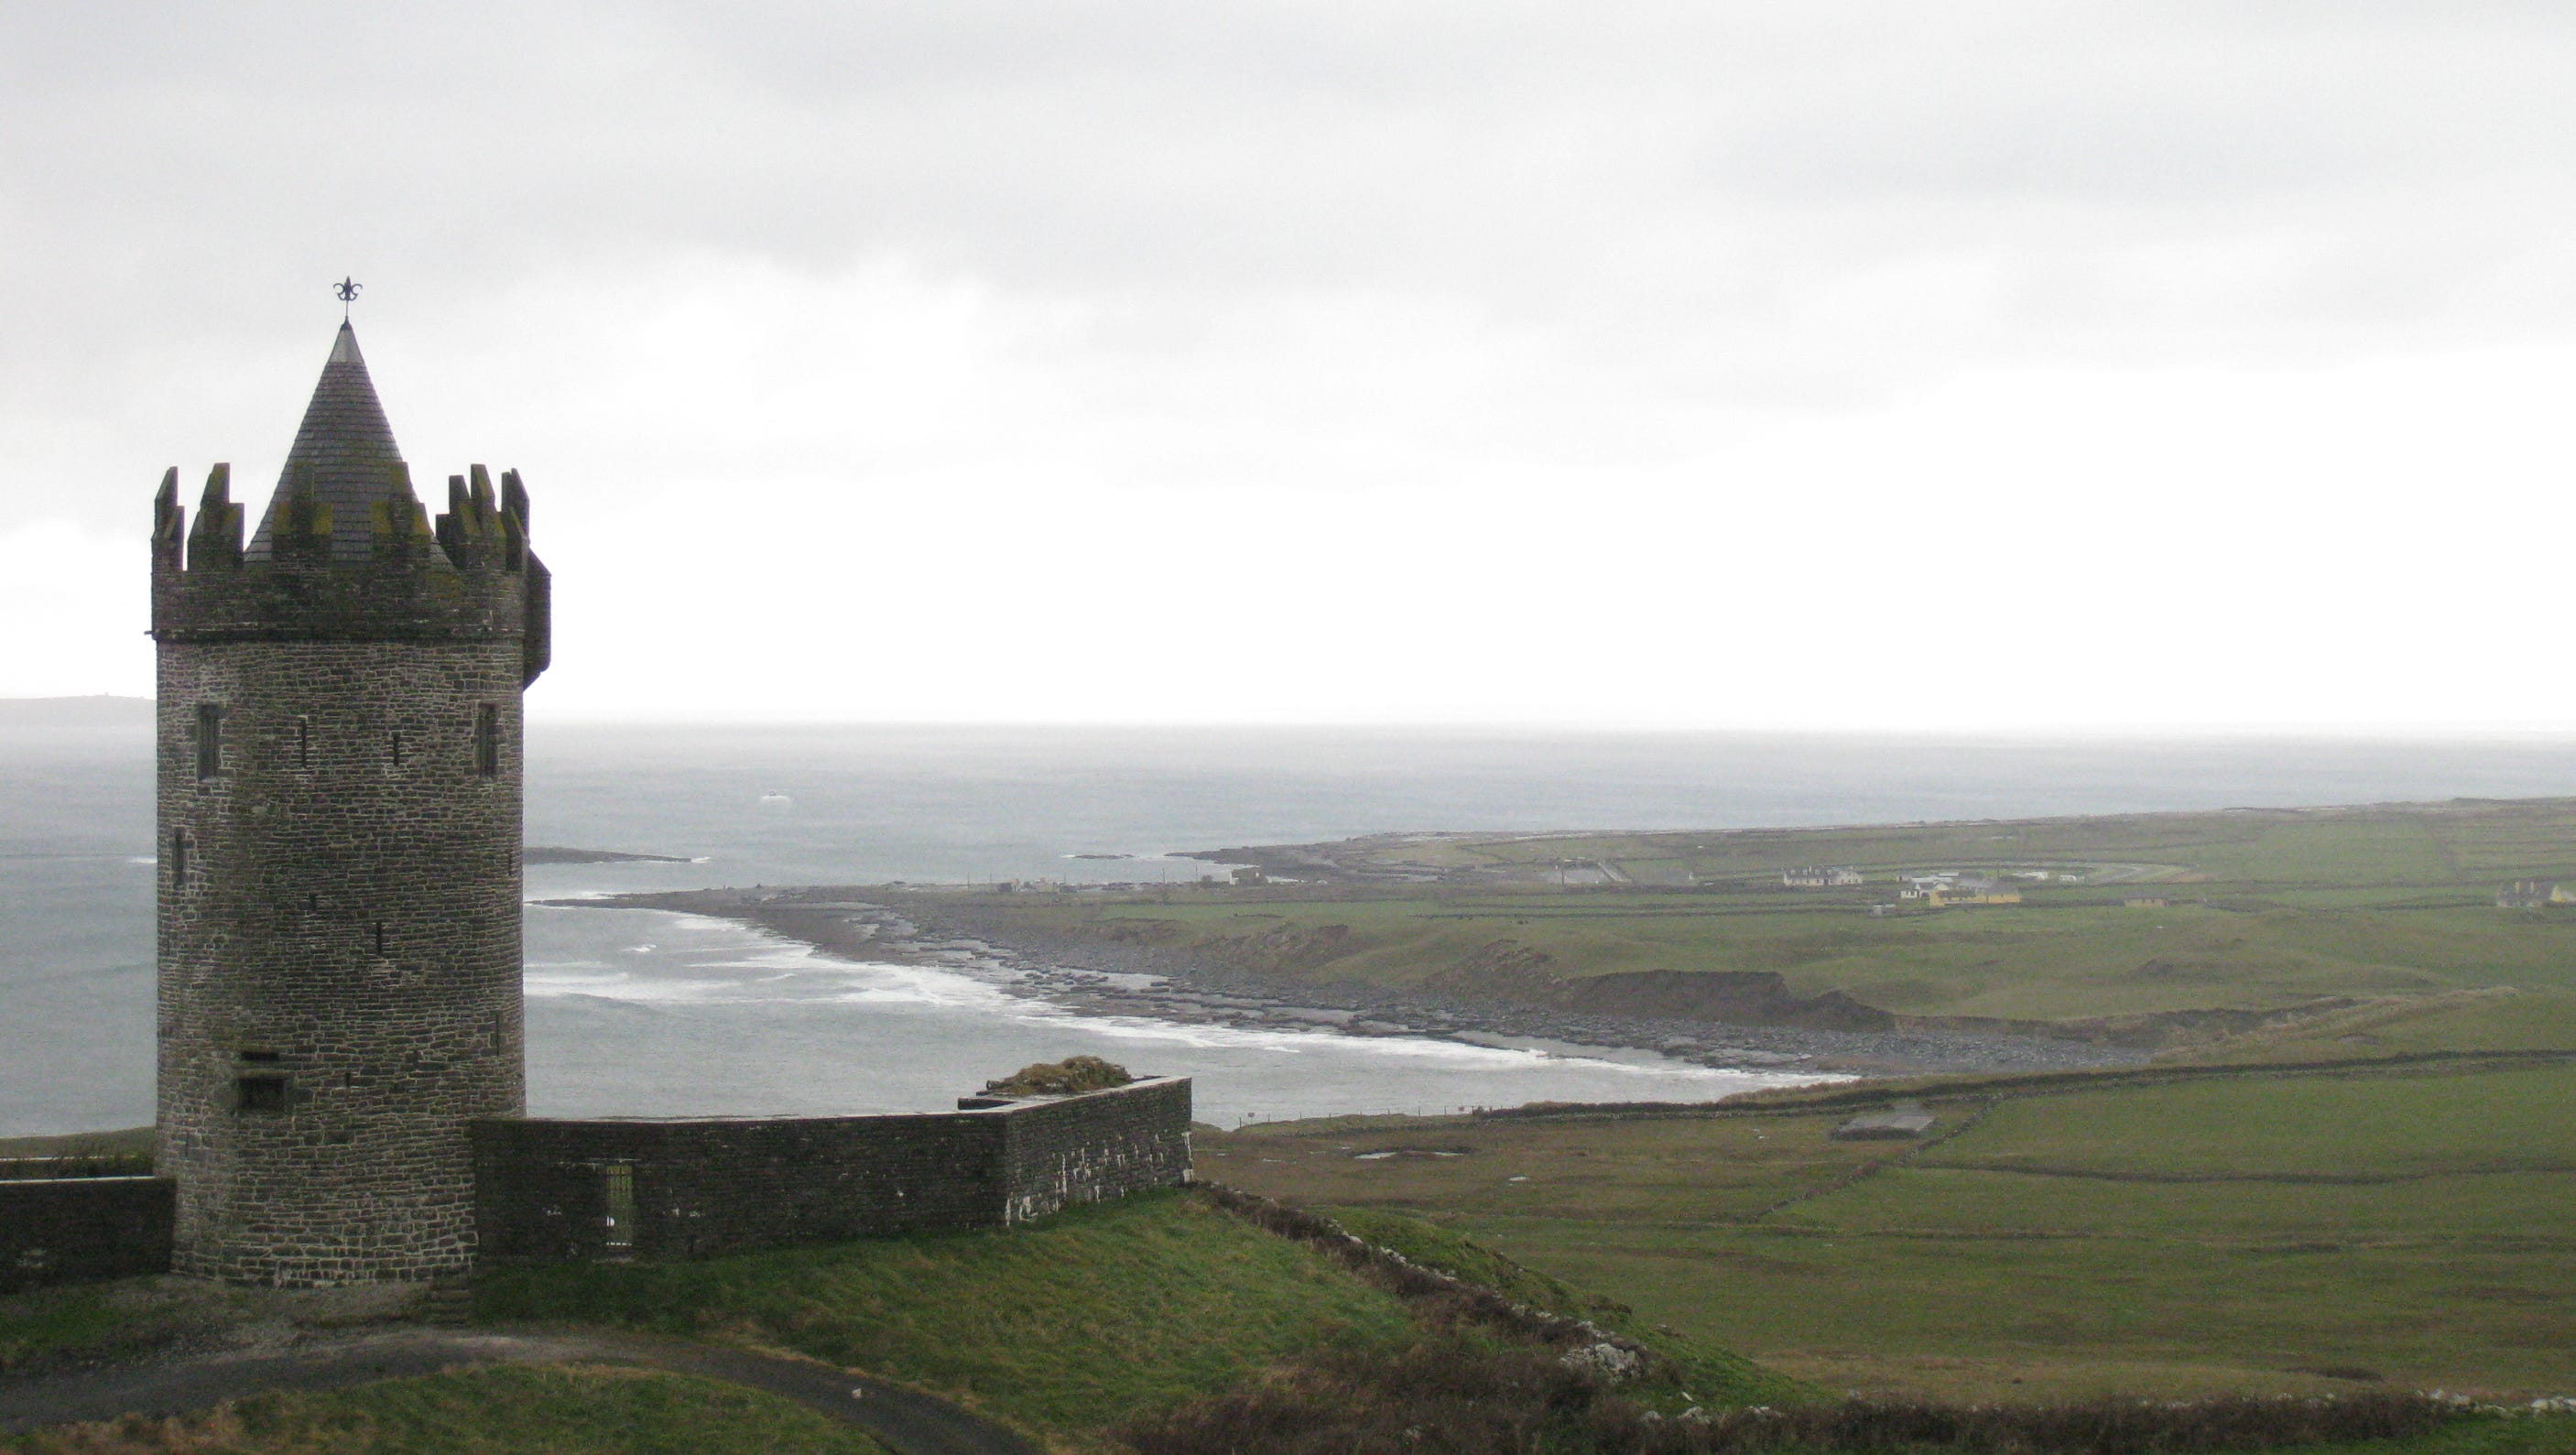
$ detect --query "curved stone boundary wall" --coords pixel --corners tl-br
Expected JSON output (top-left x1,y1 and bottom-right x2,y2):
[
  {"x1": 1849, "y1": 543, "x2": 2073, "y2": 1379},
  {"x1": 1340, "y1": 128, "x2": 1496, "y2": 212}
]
[
  {"x1": 0, "y1": 1177, "x2": 177, "y2": 1294},
  {"x1": 468, "y1": 1077, "x2": 1191, "y2": 1264}
]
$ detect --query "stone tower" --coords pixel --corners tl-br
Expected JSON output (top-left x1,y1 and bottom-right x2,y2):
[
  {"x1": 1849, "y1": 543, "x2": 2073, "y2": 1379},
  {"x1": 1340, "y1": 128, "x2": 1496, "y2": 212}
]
[{"x1": 150, "y1": 321, "x2": 550, "y2": 1286}]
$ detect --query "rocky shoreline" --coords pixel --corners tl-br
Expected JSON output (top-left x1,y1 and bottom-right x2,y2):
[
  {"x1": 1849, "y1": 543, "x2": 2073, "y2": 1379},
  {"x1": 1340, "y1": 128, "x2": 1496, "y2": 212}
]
[{"x1": 546, "y1": 885, "x2": 2155, "y2": 1080}]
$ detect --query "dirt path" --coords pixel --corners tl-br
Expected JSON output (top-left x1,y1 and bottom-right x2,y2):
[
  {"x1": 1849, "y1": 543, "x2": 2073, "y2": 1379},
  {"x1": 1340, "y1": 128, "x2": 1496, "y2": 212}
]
[{"x1": 0, "y1": 1326, "x2": 1041, "y2": 1455}]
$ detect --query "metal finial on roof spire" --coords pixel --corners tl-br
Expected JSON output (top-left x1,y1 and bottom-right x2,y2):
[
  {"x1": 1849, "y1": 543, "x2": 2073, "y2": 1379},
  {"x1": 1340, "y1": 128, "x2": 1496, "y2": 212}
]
[{"x1": 333, "y1": 277, "x2": 362, "y2": 320}]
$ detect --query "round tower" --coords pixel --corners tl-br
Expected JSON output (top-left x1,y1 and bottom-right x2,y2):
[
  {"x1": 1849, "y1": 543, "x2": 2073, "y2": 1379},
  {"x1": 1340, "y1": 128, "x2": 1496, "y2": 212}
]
[{"x1": 150, "y1": 321, "x2": 551, "y2": 1286}]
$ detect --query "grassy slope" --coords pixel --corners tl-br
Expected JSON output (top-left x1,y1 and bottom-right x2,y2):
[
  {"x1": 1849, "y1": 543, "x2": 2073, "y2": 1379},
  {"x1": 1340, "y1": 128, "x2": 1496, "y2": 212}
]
[
  {"x1": 7, "y1": 1189, "x2": 1796, "y2": 1451},
  {"x1": 7, "y1": 1178, "x2": 2562, "y2": 1453},
  {"x1": 1201, "y1": 1059, "x2": 2576, "y2": 1407},
  {"x1": 1, "y1": 1365, "x2": 888, "y2": 1454},
  {"x1": 2280, "y1": 1428, "x2": 2576, "y2": 1455},
  {"x1": 934, "y1": 796, "x2": 2576, "y2": 1040},
  {"x1": 473, "y1": 1189, "x2": 1423, "y2": 1449},
  {"x1": 0, "y1": 1281, "x2": 265, "y2": 1376},
  {"x1": 1313, "y1": 1203, "x2": 1806, "y2": 1408}
]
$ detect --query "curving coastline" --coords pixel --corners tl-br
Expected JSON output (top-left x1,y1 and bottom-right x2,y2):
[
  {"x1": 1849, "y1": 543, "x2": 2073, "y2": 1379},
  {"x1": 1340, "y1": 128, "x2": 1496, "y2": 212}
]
[{"x1": 541, "y1": 885, "x2": 2153, "y2": 1080}]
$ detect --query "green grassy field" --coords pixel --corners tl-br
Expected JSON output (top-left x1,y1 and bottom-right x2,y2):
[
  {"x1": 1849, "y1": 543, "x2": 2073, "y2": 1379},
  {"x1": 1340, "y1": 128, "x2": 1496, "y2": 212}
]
[
  {"x1": 474, "y1": 1188, "x2": 1423, "y2": 1450},
  {"x1": 9, "y1": 1179, "x2": 2566, "y2": 1453},
  {"x1": 1383, "y1": 798, "x2": 2576, "y2": 889},
  {"x1": 1202, "y1": 1058, "x2": 2576, "y2": 1407},
  {"x1": 1, "y1": 1365, "x2": 889, "y2": 1454},
  {"x1": 918, "y1": 796, "x2": 2576, "y2": 1048}
]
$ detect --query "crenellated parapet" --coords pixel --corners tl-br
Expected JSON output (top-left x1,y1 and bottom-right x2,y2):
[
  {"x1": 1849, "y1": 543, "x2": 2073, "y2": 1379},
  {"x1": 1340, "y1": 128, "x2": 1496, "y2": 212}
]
[
  {"x1": 437, "y1": 463, "x2": 528, "y2": 571},
  {"x1": 150, "y1": 458, "x2": 551, "y2": 687}
]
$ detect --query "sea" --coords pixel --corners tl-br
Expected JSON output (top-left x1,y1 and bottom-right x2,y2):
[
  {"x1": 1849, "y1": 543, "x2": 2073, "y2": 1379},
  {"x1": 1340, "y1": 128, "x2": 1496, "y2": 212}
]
[{"x1": 10, "y1": 709, "x2": 2576, "y2": 1136}]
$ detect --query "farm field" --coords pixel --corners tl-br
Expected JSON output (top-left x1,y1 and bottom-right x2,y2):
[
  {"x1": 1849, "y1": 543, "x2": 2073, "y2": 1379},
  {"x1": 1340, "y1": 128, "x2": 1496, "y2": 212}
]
[
  {"x1": 6, "y1": 1153, "x2": 2568, "y2": 1451},
  {"x1": 1199, "y1": 1056, "x2": 2576, "y2": 1406},
  {"x1": 921, "y1": 796, "x2": 2576, "y2": 1050}
]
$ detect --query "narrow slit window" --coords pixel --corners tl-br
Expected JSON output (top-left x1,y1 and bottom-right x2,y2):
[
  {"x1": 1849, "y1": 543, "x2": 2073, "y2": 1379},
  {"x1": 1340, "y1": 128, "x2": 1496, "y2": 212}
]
[
  {"x1": 474, "y1": 703, "x2": 500, "y2": 777},
  {"x1": 295, "y1": 716, "x2": 311, "y2": 769},
  {"x1": 194, "y1": 704, "x2": 224, "y2": 780},
  {"x1": 235, "y1": 1074, "x2": 288, "y2": 1113},
  {"x1": 238, "y1": 1048, "x2": 282, "y2": 1064},
  {"x1": 373, "y1": 921, "x2": 386, "y2": 957},
  {"x1": 602, "y1": 1164, "x2": 636, "y2": 1249},
  {"x1": 388, "y1": 730, "x2": 405, "y2": 767},
  {"x1": 170, "y1": 829, "x2": 190, "y2": 885}
]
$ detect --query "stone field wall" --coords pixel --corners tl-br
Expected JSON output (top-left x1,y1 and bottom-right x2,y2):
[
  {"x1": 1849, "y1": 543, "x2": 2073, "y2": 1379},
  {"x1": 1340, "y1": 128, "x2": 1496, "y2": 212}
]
[
  {"x1": 0, "y1": 1178, "x2": 176, "y2": 1295},
  {"x1": 470, "y1": 1077, "x2": 1191, "y2": 1263}
]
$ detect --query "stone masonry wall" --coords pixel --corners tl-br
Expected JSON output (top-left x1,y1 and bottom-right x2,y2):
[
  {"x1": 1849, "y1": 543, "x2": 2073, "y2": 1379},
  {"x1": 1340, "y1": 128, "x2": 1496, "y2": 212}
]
[
  {"x1": 155, "y1": 637, "x2": 527, "y2": 1286},
  {"x1": 0, "y1": 1178, "x2": 176, "y2": 1295},
  {"x1": 471, "y1": 1077, "x2": 1190, "y2": 1264},
  {"x1": 995, "y1": 1077, "x2": 1197, "y2": 1223}
]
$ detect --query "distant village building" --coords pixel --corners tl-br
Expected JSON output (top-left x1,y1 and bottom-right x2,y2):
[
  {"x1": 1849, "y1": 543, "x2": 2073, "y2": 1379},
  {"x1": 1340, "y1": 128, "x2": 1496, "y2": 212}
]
[
  {"x1": 2495, "y1": 881, "x2": 2571, "y2": 909},
  {"x1": 1895, "y1": 873, "x2": 2018, "y2": 907},
  {"x1": 1782, "y1": 865, "x2": 1864, "y2": 888},
  {"x1": 1880, "y1": 871, "x2": 2021, "y2": 910},
  {"x1": 2123, "y1": 896, "x2": 2169, "y2": 909},
  {"x1": 1918, "y1": 887, "x2": 2022, "y2": 908}
]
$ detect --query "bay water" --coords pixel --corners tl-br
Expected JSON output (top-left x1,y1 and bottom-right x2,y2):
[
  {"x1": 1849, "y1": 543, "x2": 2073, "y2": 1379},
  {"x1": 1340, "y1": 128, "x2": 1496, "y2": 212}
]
[{"x1": 10, "y1": 711, "x2": 2576, "y2": 1135}]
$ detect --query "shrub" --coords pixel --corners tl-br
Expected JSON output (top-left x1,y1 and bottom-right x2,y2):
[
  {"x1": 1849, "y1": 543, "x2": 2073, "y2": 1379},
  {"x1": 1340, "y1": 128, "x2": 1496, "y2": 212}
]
[
  {"x1": 983, "y1": 1056, "x2": 1134, "y2": 1096},
  {"x1": 1127, "y1": 1355, "x2": 2471, "y2": 1455}
]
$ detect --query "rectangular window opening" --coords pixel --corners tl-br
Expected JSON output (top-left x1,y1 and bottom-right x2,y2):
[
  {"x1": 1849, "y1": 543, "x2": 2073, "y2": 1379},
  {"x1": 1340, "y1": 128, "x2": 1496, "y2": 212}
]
[
  {"x1": 474, "y1": 703, "x2": 500, "y2": 777},
  {"x1": 234, "y1": 1074, "x2": 288, "y2": 1113},
  {"x1": 170, "y1": 829, "x2": 190, "y2": 885},
  {"x1": 388, "y1": 729, "x2": 405, "y2": 767},
  {"x1": 373, "y1": 921, "x2": 386, "y2": 957},
  {"x1": 602, "y1": 1164, "x2": 636, "y2": 1249},
  {"x1": 295, "y1": 716, "x2": 311, "y2": 769},
  {"x1": 237, "y1": 1048, "x2": 282, "y2": 1064},
  {"x1": 194, "y1": 704, "x2": 224, "y2": 781}
]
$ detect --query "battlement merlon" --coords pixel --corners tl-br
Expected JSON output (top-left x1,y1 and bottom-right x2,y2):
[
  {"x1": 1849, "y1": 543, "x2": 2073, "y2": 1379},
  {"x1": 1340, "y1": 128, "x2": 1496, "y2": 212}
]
[{"x1": 150, "y1": 461, "x2": 550, "y2": 686}]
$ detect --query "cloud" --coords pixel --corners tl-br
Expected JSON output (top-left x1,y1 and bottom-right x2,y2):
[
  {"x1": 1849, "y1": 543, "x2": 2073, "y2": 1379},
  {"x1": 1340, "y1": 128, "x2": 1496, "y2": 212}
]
[{"x1": 4, "y1": 3, "x2": 2574, "y2": 726}]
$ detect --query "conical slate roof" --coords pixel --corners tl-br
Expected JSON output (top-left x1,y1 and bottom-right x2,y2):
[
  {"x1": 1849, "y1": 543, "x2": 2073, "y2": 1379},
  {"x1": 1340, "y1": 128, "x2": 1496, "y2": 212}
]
[{"x1": 245, "y1": 322, "x2": 423, "y2": 561}]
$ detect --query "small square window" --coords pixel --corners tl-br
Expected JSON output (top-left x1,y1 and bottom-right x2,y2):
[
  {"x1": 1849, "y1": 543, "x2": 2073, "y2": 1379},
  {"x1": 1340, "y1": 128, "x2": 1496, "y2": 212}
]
[{"x1": 235, "y1": 1075, "x2": 288, "y2": 1113}]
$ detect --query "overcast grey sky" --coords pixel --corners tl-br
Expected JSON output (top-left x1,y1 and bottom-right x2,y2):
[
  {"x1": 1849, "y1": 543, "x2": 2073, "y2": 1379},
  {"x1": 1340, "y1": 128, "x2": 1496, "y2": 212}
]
[{"x1": 6, "y1": 3, "x2": 2573, "y2": 728}]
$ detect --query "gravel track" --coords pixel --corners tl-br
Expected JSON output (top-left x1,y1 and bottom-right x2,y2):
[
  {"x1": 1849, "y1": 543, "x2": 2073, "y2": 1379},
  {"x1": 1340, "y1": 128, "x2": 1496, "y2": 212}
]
[{"x1": 0, "y1": 1326, "x2": 1040, "y2": 1455}]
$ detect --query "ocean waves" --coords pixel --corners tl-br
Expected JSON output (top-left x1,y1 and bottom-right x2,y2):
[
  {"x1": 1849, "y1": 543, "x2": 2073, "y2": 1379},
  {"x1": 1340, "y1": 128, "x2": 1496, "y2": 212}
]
[{"x1": 520, "y1": 905, "x2": 1810, "y2": 1124}]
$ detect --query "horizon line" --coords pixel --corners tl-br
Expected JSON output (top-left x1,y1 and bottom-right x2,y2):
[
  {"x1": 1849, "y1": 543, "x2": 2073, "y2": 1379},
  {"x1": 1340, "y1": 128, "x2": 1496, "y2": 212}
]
[{"x1": 16, "y1": 694, "x2": 2576, "y2": 743}]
